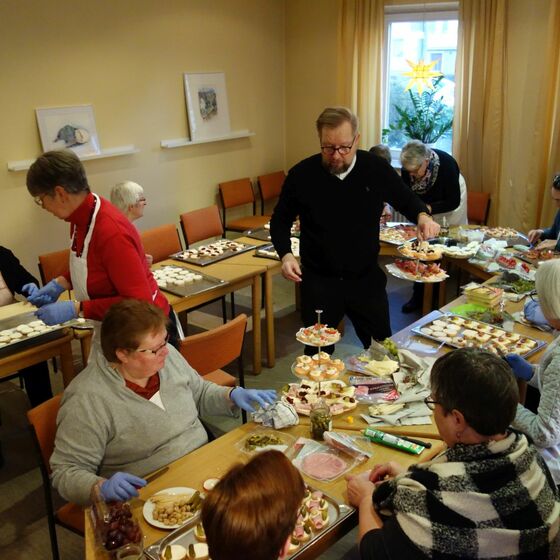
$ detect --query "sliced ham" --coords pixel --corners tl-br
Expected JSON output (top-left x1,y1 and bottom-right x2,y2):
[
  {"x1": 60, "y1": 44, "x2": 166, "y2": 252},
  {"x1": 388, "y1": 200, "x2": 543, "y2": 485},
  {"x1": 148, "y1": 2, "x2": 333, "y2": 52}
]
[{"x1": 301, "y1": 452, "x2": 347, "y2": 480}]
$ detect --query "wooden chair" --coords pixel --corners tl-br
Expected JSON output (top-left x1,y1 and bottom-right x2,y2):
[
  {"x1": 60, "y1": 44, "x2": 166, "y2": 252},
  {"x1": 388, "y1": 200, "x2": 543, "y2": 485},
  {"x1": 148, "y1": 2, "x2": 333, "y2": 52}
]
[
  {"x1": 180, "y1": 205, "x2": 224, "y2": 248},
  {"x1": 257, "y1": 171, "x2": 285, "y2": 215},
  {"x1": 218, "y1": 178, "x2": 270, "y2": 233},
  {"x1": 180, "y1": 314, "x2": 247, "y2": 422},
  {"x1": 140, "y1": 223, "x2": 182, "y2": 264},
  {"x1": 27, "y1": 394, "x2": 84, "y2": 560},
  {"x1": 467, "y1": 192, "x2": 491, "y2": 225},
  {"x1": 38, "y1": 249, "x2": 70, "y2": 286}
]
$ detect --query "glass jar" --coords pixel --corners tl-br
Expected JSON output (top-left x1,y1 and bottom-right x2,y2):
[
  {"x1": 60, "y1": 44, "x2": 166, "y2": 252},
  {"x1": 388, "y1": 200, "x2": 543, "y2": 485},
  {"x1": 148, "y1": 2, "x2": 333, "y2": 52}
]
[{"x1": 310, "y1": 399, "x2": 332, "y2": 440}]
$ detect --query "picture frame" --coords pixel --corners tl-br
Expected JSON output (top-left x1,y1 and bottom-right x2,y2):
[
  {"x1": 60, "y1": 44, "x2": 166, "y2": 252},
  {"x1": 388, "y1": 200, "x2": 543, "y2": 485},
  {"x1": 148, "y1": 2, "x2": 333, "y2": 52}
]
[
  {"x1": 35, "y1": 104, "x2": 101, "y2": 156},
  {"x1": 183, "y1": 72, "x2": 231, "y2": 141}
]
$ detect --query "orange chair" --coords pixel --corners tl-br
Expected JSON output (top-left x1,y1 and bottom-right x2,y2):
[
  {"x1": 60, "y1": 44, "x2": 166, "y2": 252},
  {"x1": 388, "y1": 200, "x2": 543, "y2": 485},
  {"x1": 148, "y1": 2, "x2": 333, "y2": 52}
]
[
  {"x1": 180, "y1": 314, "x2": 247, "y2": 422},
  {"x1": 218, "y1": 178, "x2": 270, "y2": 233},
  {"x1": 467, "y1": 192, "x2": 491, "y2": 225},
  {"x1": 27, "y1": 395, "x2": 84, "y2": 560},
  {"x1": 38, "y1": 249, "x2": 70, "y2": 285},
  {"x1": 180, "y1": 205, "x2": 224, "y2": 248},
  {"x1": 140, "y1": 223, "x2": 182, "y2": 264},
  {"x1": 257, "y1": 171, "x2": 285, "y2": 215}
]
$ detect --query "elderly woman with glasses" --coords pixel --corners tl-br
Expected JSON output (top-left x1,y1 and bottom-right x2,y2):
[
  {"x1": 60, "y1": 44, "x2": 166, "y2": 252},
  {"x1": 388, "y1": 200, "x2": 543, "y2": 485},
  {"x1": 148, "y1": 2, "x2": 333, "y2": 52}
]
[
  {"x1": 110, "y1": 181, "x2": 147, "y2": 223},
  {"x1": 50, "y1": 299, "x2": 276, "y2": 505},
  {"x1": 346, "y1": 348, "x2": 560, "y2": 560}
]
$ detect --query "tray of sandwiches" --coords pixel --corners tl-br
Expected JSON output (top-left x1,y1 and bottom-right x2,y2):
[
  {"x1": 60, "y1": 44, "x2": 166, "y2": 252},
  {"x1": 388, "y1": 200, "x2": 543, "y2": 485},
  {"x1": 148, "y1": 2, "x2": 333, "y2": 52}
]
[
  {"x1": 170, "y1": 240, "x2": 256, "y2": 266},
  {"x1": 411, "y1": 313, "x2": 546, "y2": 358},
  {"x1": 379, "y1": 222, "x2": 417, "y2": 245},
  {"x1": 152, "y1": 265, "x2": 227, "y2": 298},
  {"x1": 282, "y1": 380, "x2": 357, "y2": 416},
  {"x1": 0, "y1": 311, "x2": 67, "y2": 358}
]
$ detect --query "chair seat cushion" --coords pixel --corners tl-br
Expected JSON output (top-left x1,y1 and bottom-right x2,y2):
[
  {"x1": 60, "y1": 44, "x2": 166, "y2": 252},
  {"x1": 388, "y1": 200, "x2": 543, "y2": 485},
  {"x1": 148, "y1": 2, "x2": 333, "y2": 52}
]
[
  {"x1": 203, "y1": 369, "x2": 237, "y2": 387},
  {"x1": 56, "y1": 502, "x2": 85, "y2": 534},
  {"x1": 226, "y1": 216, "x2": 270, "y2": 231}
]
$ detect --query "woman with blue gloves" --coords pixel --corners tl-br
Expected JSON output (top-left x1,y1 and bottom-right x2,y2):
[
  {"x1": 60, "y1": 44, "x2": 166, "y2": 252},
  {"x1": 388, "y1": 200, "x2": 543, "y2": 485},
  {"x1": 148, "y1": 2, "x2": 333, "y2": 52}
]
[
  {"x1": 506, "y1": 259, "x2": 560, "y2": 484},
  {"x1": 50, "y1": 299, "x2": 276, "y2": 505}
]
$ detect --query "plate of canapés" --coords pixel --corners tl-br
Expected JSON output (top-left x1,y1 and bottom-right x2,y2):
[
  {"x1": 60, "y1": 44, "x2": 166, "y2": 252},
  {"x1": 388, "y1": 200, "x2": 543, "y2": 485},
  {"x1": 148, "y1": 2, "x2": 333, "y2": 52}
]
[
  {"x1": 296, "y1": 324, "x2": 341, "y2": 346},
  {"x1": 291, "y1": 352, "x2": 345, "y2": 381}
]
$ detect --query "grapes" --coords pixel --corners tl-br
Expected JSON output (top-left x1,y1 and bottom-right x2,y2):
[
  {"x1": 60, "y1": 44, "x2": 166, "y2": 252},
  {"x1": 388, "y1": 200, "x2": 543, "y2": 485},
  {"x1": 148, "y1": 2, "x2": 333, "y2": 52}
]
[
  {"x1": 382, "y1": 338, "x2": 399, "y2": 358},
  {"x1": 100, "y1": 502, "x2": 142, "y2": 554}
]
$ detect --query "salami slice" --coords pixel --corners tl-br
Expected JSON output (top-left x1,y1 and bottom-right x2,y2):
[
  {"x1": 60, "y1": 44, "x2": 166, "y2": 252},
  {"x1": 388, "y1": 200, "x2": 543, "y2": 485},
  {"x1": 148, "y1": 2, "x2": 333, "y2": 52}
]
[{"x1": 301, "y1": 452, "x2": 348, "y2": 480}]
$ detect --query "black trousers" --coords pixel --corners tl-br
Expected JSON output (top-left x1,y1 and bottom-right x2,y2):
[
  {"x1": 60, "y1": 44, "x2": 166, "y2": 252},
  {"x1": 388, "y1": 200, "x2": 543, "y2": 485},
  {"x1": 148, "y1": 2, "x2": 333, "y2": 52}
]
[
  {"x1": 300, "y1": 266, "x2": 392, "y2": 354},
  {"x1": 167, "y1": 309, "x2": 181, "y2": 350}
]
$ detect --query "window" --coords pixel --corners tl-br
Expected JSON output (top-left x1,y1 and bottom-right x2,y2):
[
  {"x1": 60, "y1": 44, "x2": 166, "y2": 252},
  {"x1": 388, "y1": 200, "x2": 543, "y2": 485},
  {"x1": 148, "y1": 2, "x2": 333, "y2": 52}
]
[{"x1": 383, "y1": 7, "x2": 458, "y2": 156}]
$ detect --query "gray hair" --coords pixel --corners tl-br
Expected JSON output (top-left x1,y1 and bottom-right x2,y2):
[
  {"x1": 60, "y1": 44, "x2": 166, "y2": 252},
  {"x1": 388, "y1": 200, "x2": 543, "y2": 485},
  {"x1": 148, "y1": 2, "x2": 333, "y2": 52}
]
[
  {"x1": 316, "y1": 107, "x2": 359, "y2": 136},
  {"x1": 536, "y1": 260, "x2": 560, "y2": 320},
  {"x1": 400, "y1": 139, "x2": 430, "y2": 169},
  {"x1": 110, "y1": 181, "x2": 144, "y2": 213},
  {"x1": 369, "y1": 144, "x2": 392, "y2": 164}
]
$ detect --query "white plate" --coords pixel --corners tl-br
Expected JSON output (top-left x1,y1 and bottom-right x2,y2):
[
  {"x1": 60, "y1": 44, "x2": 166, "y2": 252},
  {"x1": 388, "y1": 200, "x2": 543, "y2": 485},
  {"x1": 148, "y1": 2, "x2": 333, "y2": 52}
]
[
  {"x1": 385, "y1": 263, "x2": 448, "y2": 284},
  {"x1": 143, "y1": 487, "x2": 198, "y2": 530}
]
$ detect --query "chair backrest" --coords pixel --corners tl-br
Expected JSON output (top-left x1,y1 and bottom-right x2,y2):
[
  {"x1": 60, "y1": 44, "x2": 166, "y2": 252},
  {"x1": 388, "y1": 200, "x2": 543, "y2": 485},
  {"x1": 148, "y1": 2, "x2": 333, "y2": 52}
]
[
  {"x1": 257, "y1": 171, "x2": 285, "y2": 213},
  {"x1": 467, "y1": 191, "x2": 491, "y2": 225},
  {"x1": 218, "y1": 178, "x2": 257, "y2": 226},
  {"x1": 140, "y1": 224, "x2": 182, "y2": 264},
  {"x1": 180, "y1": 314, "x2": 247, "y2": 375},
  {"x1": 38, "y1": 249, "x2": 70, "y2": 285},
  {"x1": 180, "y1": 205, "x2": 224, "y2": 248},
  {"x1": 27, "y1": 394, "x2": 62, "y2": 475}
]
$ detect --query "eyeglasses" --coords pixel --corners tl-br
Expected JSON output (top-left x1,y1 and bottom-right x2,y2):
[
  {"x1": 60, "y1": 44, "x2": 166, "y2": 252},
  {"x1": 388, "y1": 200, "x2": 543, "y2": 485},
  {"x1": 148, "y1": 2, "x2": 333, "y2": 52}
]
[
  {"x1": 424, "y1": 396, "x2": 441, "y2": 410},
  {"x1": 33, "y1": 193, "x2": 49, "y2": 207},
  {"x1": 553, "y1": 174, "x2": 560, "y2": 189},
  {"x1": 321, "y1": 136, "x2": 356, "y2": 156},
  {"x1": 134, "y1": 334, "x2": 169, "y2": 356}
]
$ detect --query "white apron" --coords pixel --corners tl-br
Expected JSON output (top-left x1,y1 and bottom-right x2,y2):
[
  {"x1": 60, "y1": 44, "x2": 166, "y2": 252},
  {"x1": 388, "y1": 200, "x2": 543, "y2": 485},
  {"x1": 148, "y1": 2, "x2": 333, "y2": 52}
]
[{"x1": 69, "y1": 193, "x2": 101, "y2": 302}]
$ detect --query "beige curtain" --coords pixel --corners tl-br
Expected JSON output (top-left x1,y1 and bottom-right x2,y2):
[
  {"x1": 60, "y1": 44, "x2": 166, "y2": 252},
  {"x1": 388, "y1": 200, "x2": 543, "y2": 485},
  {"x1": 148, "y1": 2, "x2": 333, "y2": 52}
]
[
  {"x1": 453, "y1": 0, "x2": 507, "y2": 225},
  {"x1": 337, "y1": 0, "x2": 384, "y2": 149}
]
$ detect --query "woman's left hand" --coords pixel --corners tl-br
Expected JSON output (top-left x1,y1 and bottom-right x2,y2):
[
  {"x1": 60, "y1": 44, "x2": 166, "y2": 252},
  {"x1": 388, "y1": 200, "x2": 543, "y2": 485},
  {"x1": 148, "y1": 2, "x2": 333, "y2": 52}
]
[
  {"x1": 35, "y1": 300, "x2": 78, "y2": 325},
  {"x1": 346, "y1": 470, "x2": 375, "y2": 508},
  {"x1": 230, "y1": 387, "x2": 277, "y2": 412}
]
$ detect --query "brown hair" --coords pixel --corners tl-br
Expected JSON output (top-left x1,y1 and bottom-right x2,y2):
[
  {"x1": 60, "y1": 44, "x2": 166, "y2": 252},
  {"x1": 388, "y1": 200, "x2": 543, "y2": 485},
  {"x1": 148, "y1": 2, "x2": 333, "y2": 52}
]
[
  {"x1": 101, "y1": 299, "x2": 169, "y2": 362},
  {"x1": 430, "y1": 348, "x2": 518, "y2": 436},
  {"x1": 316, "y1": 106, "x2": 359, "y2": 136},
  {"x1": 26, "y1": 149, "x2": 90, "y2": 196},
  {"x1": 201, "y1": 450, "x2": 305, "y2": 560}
]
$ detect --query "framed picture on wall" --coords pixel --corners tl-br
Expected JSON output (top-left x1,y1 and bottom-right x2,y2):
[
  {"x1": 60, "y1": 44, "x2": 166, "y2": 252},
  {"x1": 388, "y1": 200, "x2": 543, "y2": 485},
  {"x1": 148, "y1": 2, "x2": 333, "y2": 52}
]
[
  {"x1": 35, "y1": 104, "x2": 101, "y2": 156},
  {"x1": 183, "y1": 72, "x2": 231, "y2": 141}
]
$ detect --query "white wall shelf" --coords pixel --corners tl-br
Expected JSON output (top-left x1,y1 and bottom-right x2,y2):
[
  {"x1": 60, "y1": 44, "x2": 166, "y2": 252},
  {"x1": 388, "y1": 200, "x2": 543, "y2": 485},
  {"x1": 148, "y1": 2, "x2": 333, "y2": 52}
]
[
  {"x1": 160, "y1": 130, "x2": 255, "y2": 149},
  {"x1": 7, "y1": 145, "x2": 139, "y2": 172}
]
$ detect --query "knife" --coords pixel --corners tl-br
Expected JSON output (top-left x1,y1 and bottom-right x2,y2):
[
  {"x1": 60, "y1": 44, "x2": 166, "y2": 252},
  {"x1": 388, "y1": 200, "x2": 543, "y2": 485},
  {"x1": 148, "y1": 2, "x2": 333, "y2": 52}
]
[{"x1": 144, "y1": 466, "x2": 169, "y2": 484}]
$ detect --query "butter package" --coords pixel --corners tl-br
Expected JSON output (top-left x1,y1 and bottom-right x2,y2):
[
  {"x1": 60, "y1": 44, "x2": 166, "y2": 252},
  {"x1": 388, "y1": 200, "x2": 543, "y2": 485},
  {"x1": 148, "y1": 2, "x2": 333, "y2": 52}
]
[{"x1": 362, "y1": 427, "x2": 424, "y2": 455}]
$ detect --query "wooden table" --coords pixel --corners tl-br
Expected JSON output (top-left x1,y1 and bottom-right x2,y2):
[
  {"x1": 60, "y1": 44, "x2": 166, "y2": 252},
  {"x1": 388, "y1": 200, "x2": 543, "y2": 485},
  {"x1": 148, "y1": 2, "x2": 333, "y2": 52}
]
[
  {"x1": 85, "y1": 422, "x2": 444, "y2": 560},
  {"x1": 155, "y1": 258, "x2": 267, "y2": 374},
  {"x1": 0, "y1": 301, "x2": 75, "y2": 387}
]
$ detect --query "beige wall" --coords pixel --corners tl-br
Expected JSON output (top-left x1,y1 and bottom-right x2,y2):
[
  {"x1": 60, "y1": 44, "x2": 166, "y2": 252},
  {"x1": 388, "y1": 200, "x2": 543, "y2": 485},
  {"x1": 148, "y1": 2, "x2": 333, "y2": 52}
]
[{"x1": 0, "y1": 0, "x2": 285, "y2": 275}]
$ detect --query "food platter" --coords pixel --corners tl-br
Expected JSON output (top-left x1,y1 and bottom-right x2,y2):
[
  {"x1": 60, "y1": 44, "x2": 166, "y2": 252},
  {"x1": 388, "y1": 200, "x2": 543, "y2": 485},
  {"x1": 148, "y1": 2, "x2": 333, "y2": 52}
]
[
  {"x1": 152, "y1": 265, "x2": 227, "y2": 298},
  {"x1": 281, "y1": 380, "x2": 357, "y2": 416},
  {"x1": 253, "y1": 238, "x2": 299, "y2": 261},
  {"x1": 169, "y1": 240, "x2": 256, "y2": 266},
  {"x1": 514, "y1": 248, "x2": 560, "y2": 266},
  {"x1": 235, "y1": 428, "x2": 295, "y2": 455},
  {"x1": 291, "y1": 352, "x2": 345, "y2": 381},
  {"x1": 397, "y1": 240, "x2": 442, "y2": 261},
  {"x1": 244, "y1": 227, "x2": 272, "y2": 241},
  {"x1": 385, "y1": 260, "x2": 448, "y2": 283},
  {"x1": 296, "y1": 324, "x2": 341, "y2": 346},
  {"x1": 143, "y1": 487, "x2": 200, "y2": 530},
  {"x1": 379, "y1": 222, "x2": 417, "y2": 245},
  {"x1": 411, "y1": 313, "x2": 546, "y2": 358},
  {"x1": 427, "y1": 238, "x2": 480, "y2": 259}
]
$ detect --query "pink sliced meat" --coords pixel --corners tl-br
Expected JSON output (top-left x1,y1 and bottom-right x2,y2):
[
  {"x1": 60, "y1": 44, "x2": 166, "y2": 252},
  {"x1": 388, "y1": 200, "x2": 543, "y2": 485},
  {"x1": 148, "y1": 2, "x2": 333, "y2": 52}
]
[{"x1": 301, "y1": 452, "x2": 347, "y2": 480}]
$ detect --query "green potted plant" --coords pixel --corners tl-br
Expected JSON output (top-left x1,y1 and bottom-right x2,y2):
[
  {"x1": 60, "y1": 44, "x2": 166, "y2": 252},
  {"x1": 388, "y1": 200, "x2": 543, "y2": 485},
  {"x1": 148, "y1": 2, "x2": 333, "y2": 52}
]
[{"x1": 383, "y1": 76, "x2": 453, "y2": 145}]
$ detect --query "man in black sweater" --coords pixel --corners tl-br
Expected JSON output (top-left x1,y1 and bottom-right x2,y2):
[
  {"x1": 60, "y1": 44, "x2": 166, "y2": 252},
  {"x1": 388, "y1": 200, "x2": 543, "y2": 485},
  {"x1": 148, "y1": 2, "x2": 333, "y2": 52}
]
[{"x1": 270, "y1": 107, "x2": 439, "y2": 351}]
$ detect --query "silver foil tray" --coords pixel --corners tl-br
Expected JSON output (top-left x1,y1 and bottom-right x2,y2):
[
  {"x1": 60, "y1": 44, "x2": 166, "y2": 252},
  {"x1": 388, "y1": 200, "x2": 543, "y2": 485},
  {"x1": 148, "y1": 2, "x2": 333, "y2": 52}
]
[
  {"x1": 153, "y1": 265, "x2": 228, "y2": 298},
  {"x1": 169, "y1": 242, "x2": 256, "y2": 267}
]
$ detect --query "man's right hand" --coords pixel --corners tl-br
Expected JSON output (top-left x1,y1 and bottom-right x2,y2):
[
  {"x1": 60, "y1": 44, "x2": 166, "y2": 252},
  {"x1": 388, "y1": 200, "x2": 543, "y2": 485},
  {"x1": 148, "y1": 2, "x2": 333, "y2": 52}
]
[
  {"x1": 528, "y1": 229, "x2": 544, "y2": 244},
  {"x1": 281, "y1": 253, "x2": 302, "y2": 282}
]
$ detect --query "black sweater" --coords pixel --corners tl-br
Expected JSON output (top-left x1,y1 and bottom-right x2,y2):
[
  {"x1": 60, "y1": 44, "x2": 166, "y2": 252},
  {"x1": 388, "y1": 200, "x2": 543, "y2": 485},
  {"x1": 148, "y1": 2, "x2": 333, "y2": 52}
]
[
  {"x1": 270, "y1": 150, "x2": 428, "y2": 277},
  {"x1": 401, "y1": 149, "x2": 460, "y2": 215},
  {"x1": 0, "y1": 246, "x2": 38, "y2": 295}
]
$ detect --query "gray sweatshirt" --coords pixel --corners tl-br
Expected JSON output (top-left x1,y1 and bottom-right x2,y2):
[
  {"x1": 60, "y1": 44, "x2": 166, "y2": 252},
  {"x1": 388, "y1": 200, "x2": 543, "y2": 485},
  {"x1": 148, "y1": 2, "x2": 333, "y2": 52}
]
[{"x1": 50, "y1": 345, "x2": 236, "y2": 505}]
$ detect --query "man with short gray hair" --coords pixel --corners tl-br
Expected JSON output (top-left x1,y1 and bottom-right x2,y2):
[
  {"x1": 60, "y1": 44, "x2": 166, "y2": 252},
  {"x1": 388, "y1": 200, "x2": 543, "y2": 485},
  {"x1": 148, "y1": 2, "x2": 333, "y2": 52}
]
[{"x1": 271, "y1": 107, "x2": 439, "y2": 351}]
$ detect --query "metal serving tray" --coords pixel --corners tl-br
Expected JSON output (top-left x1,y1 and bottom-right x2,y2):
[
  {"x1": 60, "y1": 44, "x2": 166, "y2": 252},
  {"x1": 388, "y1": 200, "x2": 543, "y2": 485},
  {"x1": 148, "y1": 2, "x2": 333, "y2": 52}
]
[
  {"x1": 244, "y1": 227, "x2": 272, "y2": 241},
  {"x1": 143, "y1": 487, "x2": 353, "y2": 560},
  {"x1": 253, "y1": 243, "x2": 280, "y2": 260},
  {"x1": 153, "y1": 265, "x2": 227, "y2": 298},
  {"x1": 169, "y1": 242, "x2": 256, "y2": 267},
  {"x1": 0, "y1": 311, "x2": 66, "y2": 358},
  {"x1": 411, "y1": 312, "x2": 546, "y2": 359}
]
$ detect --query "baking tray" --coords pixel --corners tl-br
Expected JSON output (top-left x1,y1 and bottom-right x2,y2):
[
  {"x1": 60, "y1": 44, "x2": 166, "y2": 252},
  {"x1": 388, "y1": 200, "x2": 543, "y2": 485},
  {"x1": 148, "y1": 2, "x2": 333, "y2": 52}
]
[
  {"x1": 143, "y1": 486, "x2": 353, "y2": 560},
  {"x1": 254, "y1": 243, "x2": 280, "y2": 260},
  {"x1": 0, "y1": 311, "x2": 67, "y2": 358},
  {"x1": 411, "y1": 313, "x2": 546, "y2": 359},
  {"x1": 152, "y1": 265, "x2": 227, "y2": 298},
  {"x1": 244, "y1": 227, "x2": 272, "y2": 241},
  {"x1": 169, "y1": 241, "x2": 256, "y2": 267}
]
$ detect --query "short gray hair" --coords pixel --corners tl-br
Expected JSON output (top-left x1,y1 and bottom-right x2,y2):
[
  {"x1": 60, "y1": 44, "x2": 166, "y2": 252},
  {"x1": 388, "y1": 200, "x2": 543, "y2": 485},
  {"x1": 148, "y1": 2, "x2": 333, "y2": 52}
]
[
  {"x1": 536, "y1": 260, "x2": 560, "y2": 320},
  {"x1": 316, "y1": 107, "x2": 359, "y2": 136},
  {"x1": 400, "y1": 139, "x2": 430, "y2": 169},
  {"x1": 110, "y1": 181, "x2": 144, "y2": 212},
  {"x1": 369, "y1": 144, "x2": 392, "y2": 164}
]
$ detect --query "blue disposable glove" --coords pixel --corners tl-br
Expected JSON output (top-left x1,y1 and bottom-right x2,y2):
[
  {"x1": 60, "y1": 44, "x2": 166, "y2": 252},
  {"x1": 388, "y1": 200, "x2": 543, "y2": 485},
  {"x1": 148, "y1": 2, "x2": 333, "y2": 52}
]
[
  {"x1": 505, "y1": 354, "x2": 534, "y2": 381},
  {"x1": 524, "y1": 299, "x2": 549, "y2": 328},
  {"x1": 100, "y1": 472, "x2": 147, "y2": 502},
  {"x1": 230, "y1": 387, "x2": 277, "y2": 412},
  {"x1": 25, "y1": 279, "x2": 65, "y2": 307},
  {"x1": 21, "y1": 283, "x2": 40, "y2": 299},
  {"x1": 35, "y1": 301, "x2": 77, "y2": 325}
]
